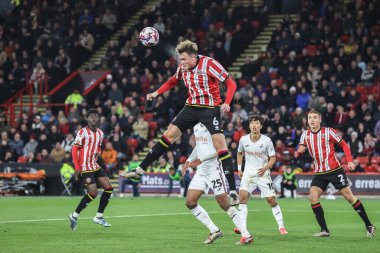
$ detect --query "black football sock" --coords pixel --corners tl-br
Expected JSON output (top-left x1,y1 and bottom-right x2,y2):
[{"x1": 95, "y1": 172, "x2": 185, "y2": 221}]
[
  {"x1": 352, "y1": 199, "x2": 372, "y2": 227},
  {"x1": 139, "y1": 135, "x2": 171, "y2": 170},
  {"x1": 218, "y1": 150, "x2": 236, "y2": 191},
  {"x1": 97, "y1": 188, "x2": 113, "y2": 214},
  {"x1": 311, "y1": 202, "x2": 329, "y2": 232},
  {"x1": 75, "y1": 193, "x2": 97, "y2": 214}
]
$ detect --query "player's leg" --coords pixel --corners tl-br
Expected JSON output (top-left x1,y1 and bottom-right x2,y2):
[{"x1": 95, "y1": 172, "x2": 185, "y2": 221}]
[
  {"x1": 310, "y1": 181, "x2": 330, "y2": 236},
  {"x1": 265, "y1": 197, "x2": 287, "y2": 234},
  {"x1": 200, "y1": 107, "x2": 236, "y2": 192},
  {"x1": 238, "y1": 189, "x2": 250, "y2": 232},
  {"x1": 215, "y1": 192, "x2": 252, "y2": 241},
  {"x1": 69, "y1": 173, "x2": 98, "y2": 230},
  {"x1": 186, "y1": 186, "x2": 222, "y2": 244},
  {"x1": 93, "y1": 171, "x2": 113, "y2": 227},
  {"x1": 259, "y1": 176, "x2": 287, "y2": 234},
  {"x1": 123, "y1": 107, "x2": 196, "y2": 179},
  {"x1": 339, "y1": 184, "x2": 375, "y2": 237}
]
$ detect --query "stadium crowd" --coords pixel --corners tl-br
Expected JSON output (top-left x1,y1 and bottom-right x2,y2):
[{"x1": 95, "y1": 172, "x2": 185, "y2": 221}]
[{"x1": 0, "y1": 0, "x2": 379, "y2": 175}]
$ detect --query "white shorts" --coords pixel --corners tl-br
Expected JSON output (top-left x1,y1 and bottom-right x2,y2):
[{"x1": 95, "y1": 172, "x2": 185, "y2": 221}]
[
  {"x1": 239, "y1": 174, "x2": 275, "y2": 197},
  {"x1": 189, "y1": 170, "x2": 227, "y2": 196}
]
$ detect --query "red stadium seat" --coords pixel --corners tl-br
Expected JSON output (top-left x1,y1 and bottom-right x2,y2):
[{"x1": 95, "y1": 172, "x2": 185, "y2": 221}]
[
  {"x1": 355, "y1": 85, "x2": 369, "y2": 96},
  {"x1": 148, "y1": 121, "x2": 158, "y2": 138},
  {"x1": 214, "y1": 21, "x2": 224, "y2": 31},
  {"x1": 250, "y1": 21, "x2": 260, "y2": 32},
  {"x1": 143, "y1": 113, "x2": 154, "y2": 121},
  {"x1": 127, "y1": 138, "x2": 139, "y2": 155},
  {"x1": 341, "y1": 35, "x2": 350, "y2": 43},
  {"x1": 356, "y1": 156, "x2": 369, "y2": 165},
  {"x1": 306, "y1": 45, "x2": 317, "y2": 56},
  {"x1": 270, "y1": 71, "x2": 277, "y2": 80},
  {"x1": 239, "y1": 79, "x2": 248, "y2": 87},
  {"x1": 370, "y1": 156, "x2": 380, "y2": 165}
]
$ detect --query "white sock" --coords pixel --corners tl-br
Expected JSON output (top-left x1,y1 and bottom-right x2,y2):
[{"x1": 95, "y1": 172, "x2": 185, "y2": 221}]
[
  {"x1": 191, "y1": 204, "x2": 219, "y2": 233},
  {"x1": 238, "y1": 203, "x2": 248, "y2": 229},
  {"x1": 271, "y1": 205, "x2": 284, "y2": 229},
  {"x1": 96, "y1": 212, "x2": 103, "y2": 218},
  {"x1": 226, "y1": 206, "x2": 250, "y2": 238},
  {"x1": 72, "y1": 212, "x2": 79, "y2": 218},
  {"x1": 180, "y1": 188, "x2": 184, "y2": 196}
]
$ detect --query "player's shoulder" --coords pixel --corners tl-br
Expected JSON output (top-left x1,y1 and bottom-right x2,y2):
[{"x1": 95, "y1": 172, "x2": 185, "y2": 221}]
[
  {"x1": 239, "y1": 134, "x2": 250, "y2": 143},
  {"x1": 97, "y1": 128, "x2": 104, "y2": 135}
]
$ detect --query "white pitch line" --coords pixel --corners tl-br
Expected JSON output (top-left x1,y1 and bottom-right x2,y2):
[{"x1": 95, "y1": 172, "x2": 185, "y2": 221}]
[{"x1": 1, "y1": 209, "x2": 379, "y2": 225}]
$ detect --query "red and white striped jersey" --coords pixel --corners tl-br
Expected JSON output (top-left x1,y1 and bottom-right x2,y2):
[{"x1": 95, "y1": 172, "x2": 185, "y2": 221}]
[
  {"x1": 173, "y1": 55, "x2": 229, "y2": 106},
  {"x1": 73, "y1": 127, "x2": 104, "y2": 171},
  {"x1": 299, "y1": 127, "x2": 342, "y2": 174}
]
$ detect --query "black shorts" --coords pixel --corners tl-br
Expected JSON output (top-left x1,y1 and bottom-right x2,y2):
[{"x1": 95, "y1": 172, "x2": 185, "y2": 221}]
[
  {"x1": 81, "y1": 168, "x2": 108, "y2": 186},
  {"x1": 311, "y1": 168, "x2": 349, "y2": 191},
  {"x1": 171, "y1": 105, "x2": 223, "y2": 135}
]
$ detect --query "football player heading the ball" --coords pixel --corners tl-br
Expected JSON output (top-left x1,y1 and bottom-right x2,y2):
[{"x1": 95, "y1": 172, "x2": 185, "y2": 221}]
[{"x1": 122, "y1": 40, "x2": 240, "y2": 209}]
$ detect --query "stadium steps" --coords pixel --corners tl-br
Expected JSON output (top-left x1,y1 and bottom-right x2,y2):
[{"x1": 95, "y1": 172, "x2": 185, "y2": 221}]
[
  {"x1": 80, "y1": 0, "x2": 163, "y2": 70},
  {"x1": 228, "y1": 14, "x2": 296, "y2": 77},
  {"x1": 13, "y1": 95, "x2": 48, "y2": 116},
  {"x1": 230, "y1": 0, "x2": 263, "y2": 8}
]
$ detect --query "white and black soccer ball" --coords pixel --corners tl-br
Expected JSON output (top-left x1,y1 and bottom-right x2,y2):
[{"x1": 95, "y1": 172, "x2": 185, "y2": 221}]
[{"x1": 139, "y1": 27, "x2": 159, "y2": 47}]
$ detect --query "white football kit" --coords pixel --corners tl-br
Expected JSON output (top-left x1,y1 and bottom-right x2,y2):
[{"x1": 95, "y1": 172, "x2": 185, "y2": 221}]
[
  {"x1": 238, "y1": 134, "x2": 276, "y2": 197},
  {"x1": 188, "y1": 123, "x2": 227, "y2": 196}
]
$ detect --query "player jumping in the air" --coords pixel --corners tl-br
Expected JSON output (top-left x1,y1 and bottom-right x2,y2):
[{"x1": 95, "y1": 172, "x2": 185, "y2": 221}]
[
  {"x1": 68, "y1": 109, "x2": 113, "y2": 230},
  {"x1": 297, "y1": 109, "x2": 375, "y2": 237},
  {"x1": 122, "y1": 40, "x2": 239, "y2": 201}
]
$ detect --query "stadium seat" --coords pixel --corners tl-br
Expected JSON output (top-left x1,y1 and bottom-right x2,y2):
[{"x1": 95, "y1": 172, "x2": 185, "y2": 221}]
[
  {"x1": 250, "y1": 21, "x2": 260, "y2": 32},
  {"x1": 127, "y1": 138, "x2": 139, "y2": 155},
  {"x1": 239, "y1": 79, "x2": 248, "y2": 87},
  {"x1": 341, "y1": 35, "x2": 350, "y2": 43},
  {"x1": 370, "y1": 156, "x2": 380, "y2": 165},
  {"x1": 306, "y1": 45, "x2": 317, "y2": 56},
  {"x1": 355, "y1": 85, "x2": 369, "y2": 95},
  {"x1": 148, "y1": 121, "x2": 158, "y2": 138},
  {"x1": 356, "y1": 156, "x2": 369, "y2": 165},
  {"x1": 214, "y1": 21, "x2": 224, "y2": 31},
  {"x1": 143, "y1": 113, "x2": 154, "y2": 121}
]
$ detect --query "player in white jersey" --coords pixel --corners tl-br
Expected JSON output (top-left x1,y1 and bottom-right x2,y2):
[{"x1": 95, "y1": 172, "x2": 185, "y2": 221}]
[
  {"x1": 234, "y1": 115, "x2": 288, "y2": 235},
  {"x1": 183, "y1": 123, "x2": 253, "y2": 245}
]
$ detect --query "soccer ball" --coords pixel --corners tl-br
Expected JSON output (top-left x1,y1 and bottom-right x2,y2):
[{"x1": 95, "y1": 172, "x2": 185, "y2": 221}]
[{"x1": 139, "y1": 27, "x2": 159, "y2": 47}]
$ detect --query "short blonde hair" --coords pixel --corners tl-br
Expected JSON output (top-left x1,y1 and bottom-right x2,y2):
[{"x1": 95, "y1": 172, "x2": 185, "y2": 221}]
[
  {"x1": 308, "y1": 109, "x2": 322, "y2": 117},
  {"x1": 175, "y1": 40, "x2": 198, "y2": 55}
]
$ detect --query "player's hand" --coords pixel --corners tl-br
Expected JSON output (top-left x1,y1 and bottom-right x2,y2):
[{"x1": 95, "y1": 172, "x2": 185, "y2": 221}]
[
  {"x1": 238, "y1": 170, "x2": 243, "y2": 179},
  {"x1": 229, "y1": 190, "x2": 239, "y2": 206},
  {"x1": 258, "y1": 167, "x2": 267, "y2": 177},
  {"x1": 220, "y1": 103, "x2": 230, "y2": 113},
  {"x1": 182, "y1": 161, "x2": 190, "y2": 176},
  {"x1": 348, "y1": 162, "x2": 356, "y2": 171},
  {"x1": 146, "y1": 91, "x2": 158, "y2": 101},
  {"x1": 189, "y1": 159, "x2": 202, "y2": 168},
  {"x1": 296, "y1": 145, "x2": 306, "y2": 155},
  {"x1": 74, "y1": 170, "x2": 80, "y2": 181}
]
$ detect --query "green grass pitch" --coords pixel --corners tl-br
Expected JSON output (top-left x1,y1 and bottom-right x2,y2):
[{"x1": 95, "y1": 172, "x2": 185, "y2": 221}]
[{"x1": 0, "y1": 196, "x2": 378, "y2": 253}]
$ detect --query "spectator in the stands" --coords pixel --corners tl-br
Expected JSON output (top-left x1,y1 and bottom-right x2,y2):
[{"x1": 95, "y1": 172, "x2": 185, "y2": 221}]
[
  {"x1": 65, "y1": 89, "x2": 83, "y2": 108},
  {"x1": 50, "y1": 142, "x2": 66, "y2": 163},
  {"x1": 9, "y1": 133, "x2": 24, "y2": 157},
  {"x1": 23, "y1": 135, "x2": 38, "y2": 155},
  {"x1": 348, "y1": 131, "x2": 363, "y2": 157},
  {"x1": 102, "y1": 142, "x2": 118, "y2": 177}
]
